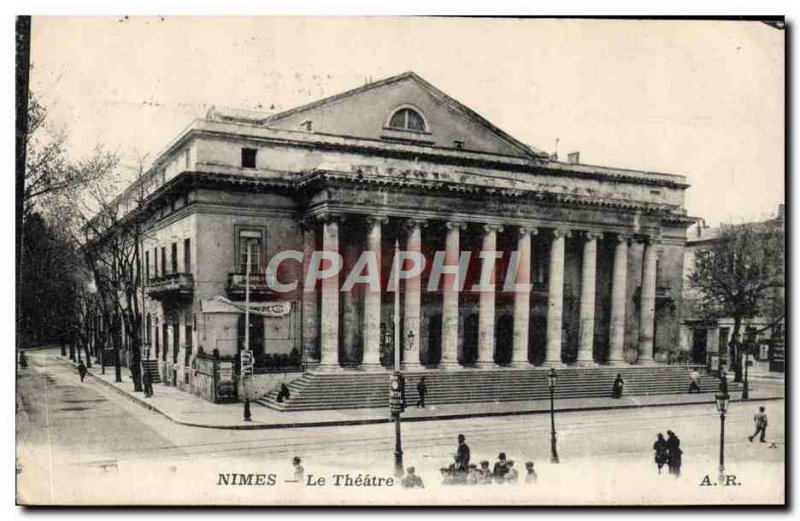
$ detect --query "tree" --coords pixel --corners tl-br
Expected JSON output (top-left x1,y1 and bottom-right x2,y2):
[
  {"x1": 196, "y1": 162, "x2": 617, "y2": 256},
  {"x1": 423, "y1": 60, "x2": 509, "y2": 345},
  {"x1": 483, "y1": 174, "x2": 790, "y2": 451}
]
[{"x1": 688, "y1": 221, "x2": 785, "y2": 382}]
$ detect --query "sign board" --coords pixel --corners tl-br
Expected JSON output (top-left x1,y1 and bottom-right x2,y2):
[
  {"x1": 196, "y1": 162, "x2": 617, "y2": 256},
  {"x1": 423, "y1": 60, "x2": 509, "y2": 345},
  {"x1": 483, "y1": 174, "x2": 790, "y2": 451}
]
[
  {"x1": 204, "y1": 296, "x2": 292, "y2": 317},
  {"x1": 240, "y1": 350, "x2": 254, "y2": 376},
  {"x1": 708, "y1": 354, "x2": 719, "y2": 372},
  {"x1": 218, "y1": 361, "x2": 234, "y2": 382}
]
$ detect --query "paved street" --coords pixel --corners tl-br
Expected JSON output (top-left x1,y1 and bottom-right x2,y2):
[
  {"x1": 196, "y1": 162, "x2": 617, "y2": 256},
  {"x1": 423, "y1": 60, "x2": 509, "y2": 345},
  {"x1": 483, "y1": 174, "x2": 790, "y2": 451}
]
[{"x1": 17, "y1": 351, "x2": 784, "y2": 505}]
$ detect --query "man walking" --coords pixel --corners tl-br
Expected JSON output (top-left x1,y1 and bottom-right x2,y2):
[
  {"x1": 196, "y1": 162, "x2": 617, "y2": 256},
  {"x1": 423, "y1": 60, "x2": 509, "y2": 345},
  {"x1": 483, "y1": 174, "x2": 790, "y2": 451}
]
[
  {"x1": 455, "y1": 434, "x2": 470, "y2": 471},
  {"x1": 749, "y1": 406, "x2": 768, "y2": 443},
  {"x1": 143, "y1": 370, "x2": 153, "y2": 397},
  {"x1": 416, "y1": 377, "x2": 427, "y2": 408},
  {"x1": 77, "y1": 361, "x2": 87, "y2": 383}
]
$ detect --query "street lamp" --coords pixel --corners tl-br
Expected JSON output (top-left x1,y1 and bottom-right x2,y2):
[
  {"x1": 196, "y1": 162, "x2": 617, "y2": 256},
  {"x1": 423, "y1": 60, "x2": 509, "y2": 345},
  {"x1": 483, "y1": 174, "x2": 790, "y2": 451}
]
[
  {"x1": 714, "y1": 392, "x2": 730, "y2": 479},
  {"x1": 742, "y1": 340, "x2": 752, "y2": 400},
  {"x1": 547, "y1": 367, "x2": 559, "y2": 463}
]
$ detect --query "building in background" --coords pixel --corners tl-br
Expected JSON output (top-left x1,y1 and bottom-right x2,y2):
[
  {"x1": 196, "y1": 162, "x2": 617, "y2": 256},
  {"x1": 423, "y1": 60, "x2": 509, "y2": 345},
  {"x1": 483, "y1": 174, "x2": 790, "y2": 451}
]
[{"x1": 680, "y1": 204, "x2": 785, "y2": 373}]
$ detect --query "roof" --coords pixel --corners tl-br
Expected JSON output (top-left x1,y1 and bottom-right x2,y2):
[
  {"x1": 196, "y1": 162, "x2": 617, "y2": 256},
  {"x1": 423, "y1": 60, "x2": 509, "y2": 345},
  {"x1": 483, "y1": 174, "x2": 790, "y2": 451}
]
[{"x1": 264, "y1": 71, "x2": 550, "y2": 159}]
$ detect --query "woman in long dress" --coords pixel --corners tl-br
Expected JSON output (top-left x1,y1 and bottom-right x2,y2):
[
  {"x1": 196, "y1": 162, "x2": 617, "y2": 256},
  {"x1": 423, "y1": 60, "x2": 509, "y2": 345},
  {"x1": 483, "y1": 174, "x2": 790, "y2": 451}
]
[{"x1": 653, "y1": 433, "x2": 668, "y2": 474}]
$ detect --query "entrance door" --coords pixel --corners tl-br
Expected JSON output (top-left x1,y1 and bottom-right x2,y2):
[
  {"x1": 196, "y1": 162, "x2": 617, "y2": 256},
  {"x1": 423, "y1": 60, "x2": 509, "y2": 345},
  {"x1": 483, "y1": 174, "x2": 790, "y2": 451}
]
[
  {"x1": 462, "y1": 314, "x2": 479, "y2": 365},
  {"x1": 530, "y1": 316, "x2": 547, "y2": 365},
  {"x1": 426, "y1": 314, "x2": 442, "y2": 366},
  {"x1": 692, "y1": 328, "x2": 707, "y2": 365},
  {"x1": 495, "y1": 315, "x2": 513, "y2": 364}
]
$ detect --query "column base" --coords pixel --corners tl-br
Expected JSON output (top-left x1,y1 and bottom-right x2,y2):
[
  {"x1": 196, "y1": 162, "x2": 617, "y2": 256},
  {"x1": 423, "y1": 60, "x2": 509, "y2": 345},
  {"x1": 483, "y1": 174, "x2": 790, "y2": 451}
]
[
  {"x1": 315, "y1": 363, "x2": 344, "y2": 372},
  {"x1": 401, "y1": 363, "x2": 425, "y2": 372},
  {"x1": 509, "y1": 360, "x2": 534, "y2": 368},
  {"x1": 605, "y1": 359, "x2": 627, "y2": 366},
  {"x1": 636, "y1": 357, "x2": 656, "y2": 365},
  {"x1": 575, "y1": 359, "x2": 598, "y2": 367},
  {"x1": 438, "y1": 361, "x2": 463, "y2": 370},
  {"x1": 545, "y1": 360, "x2": 565, "y2": 368}
]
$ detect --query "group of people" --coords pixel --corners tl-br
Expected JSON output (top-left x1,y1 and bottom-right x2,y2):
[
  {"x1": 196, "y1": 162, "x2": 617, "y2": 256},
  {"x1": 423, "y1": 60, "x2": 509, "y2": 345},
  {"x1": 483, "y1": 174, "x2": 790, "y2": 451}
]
[
  {"x1": 439, "y1": 434, "x2": 537, "y2": 485},
  {"x1": 652, "y1": 430, "x2": 683, "y2": 476}
]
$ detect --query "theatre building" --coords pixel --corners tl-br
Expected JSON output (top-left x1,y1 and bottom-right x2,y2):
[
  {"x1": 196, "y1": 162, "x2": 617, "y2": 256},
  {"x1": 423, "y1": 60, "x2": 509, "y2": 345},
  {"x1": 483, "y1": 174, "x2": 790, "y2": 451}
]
[{"x1": 128, "y1": 72, "x2": 722, "y2": 408}]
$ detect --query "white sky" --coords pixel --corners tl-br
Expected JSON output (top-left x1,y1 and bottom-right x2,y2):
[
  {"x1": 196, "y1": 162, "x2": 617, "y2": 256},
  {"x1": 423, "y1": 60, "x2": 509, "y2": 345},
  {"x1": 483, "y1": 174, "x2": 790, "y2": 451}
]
[{"x1": 29, "y1": 16, "x2": 784, "y2": 226}]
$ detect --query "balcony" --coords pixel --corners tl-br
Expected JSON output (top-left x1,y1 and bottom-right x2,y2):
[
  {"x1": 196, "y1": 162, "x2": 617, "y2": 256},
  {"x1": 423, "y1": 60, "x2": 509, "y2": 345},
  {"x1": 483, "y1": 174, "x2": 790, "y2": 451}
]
[
  {"x1": 226, "y1": 273, "x2": 272, "y2": 301},
  {"x1": 147, "y1": 273, "x2": 194, "y2": 300}
]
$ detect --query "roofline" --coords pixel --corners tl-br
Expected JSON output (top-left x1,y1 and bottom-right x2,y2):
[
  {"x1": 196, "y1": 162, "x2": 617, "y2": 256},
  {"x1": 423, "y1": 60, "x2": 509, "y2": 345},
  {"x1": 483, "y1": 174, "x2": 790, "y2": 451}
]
[{"x1": 265, "y1": 71, "x2": 550, "y2": 160}]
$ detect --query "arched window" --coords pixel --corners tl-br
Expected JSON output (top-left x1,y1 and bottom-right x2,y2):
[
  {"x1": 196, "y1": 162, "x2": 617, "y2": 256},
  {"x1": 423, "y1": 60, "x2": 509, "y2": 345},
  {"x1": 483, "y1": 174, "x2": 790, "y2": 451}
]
[{"x1": 388, "y1": 107, "x2": 427, "y2": 132}]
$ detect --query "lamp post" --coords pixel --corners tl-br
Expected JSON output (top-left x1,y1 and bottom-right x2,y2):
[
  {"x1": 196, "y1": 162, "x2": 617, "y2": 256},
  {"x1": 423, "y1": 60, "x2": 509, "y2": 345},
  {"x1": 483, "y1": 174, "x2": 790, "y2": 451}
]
[
  {"x1": 714, "y1": 391, "x2": 730, "y2": 480},
  {"x1": 547, "y1": 367, "x2": 559, "y2": 463},
  {"x1": 742, "y1": 340, "x2": 752, "y2": 400},
  {"x1": 390, "y1": 240, "x2": 404, "y2": 478}
]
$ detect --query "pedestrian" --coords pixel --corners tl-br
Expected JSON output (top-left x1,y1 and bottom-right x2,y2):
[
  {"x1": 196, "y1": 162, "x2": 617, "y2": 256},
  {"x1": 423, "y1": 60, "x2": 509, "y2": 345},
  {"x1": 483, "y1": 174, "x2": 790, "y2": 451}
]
[
  {"x1": 504, "y1": 460, "x2": 519, "y2": 483},
  {"x1": 719, "y1": 370, "x2": 729, "y2": 395},
  {"x1": 455, "y1": 434, "x2": 470, "y2": 471},
  {"x1": 492, "y1": 452, "x2": 509, "y2": 481},
  {"x1": 277, "y1": 383, "x2": 291, "y2": 403},
  {"x1": 77, "y1": 361, "x2": 87, "y2": 383},
  {"x1": 688, "y1": 370, "x2": 701, "y2": 394},
  {"x1": 479, "y1": 460, "x2": 492, "y2": 484},
  {"x1": 653, "y1": 433, "x2": 668, "y2": 474},
  {"x1": 524, "y1": 461, "x2": 538, "y2": 484},
  {"x1": 18, "y1": 351, "x2": 27, "y2": 369},
  {"x1": 611, "y1": 373, "x2": 625, "y2": 398},
  {"x1": 416, "y1": 377, "x2": 427, "y2": 408},
  {"x1": 143, "y1": 371, "x2": 153, "y2": 397},
  {"x1": 749, "y1": 406, "x2": 768, "y2": 443},
  {"x1": 665, "y1": 430, "x2": 683, "y2": 477},
  {"x1": 401, "y1": 466, "x2": 424, "y2": 488},
  {"x1": 292, "y1": 456, "x2": 304, "y2": 481},
  {"x1": 243, "y1": 398, "x2": 252, "y2": 422}
]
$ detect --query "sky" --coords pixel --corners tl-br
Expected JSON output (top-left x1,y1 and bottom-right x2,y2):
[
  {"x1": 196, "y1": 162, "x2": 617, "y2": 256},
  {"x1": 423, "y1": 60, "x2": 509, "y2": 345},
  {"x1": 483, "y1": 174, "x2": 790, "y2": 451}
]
[{"x1": 28, "y1": 16, "x2": 784, "y2": 226}]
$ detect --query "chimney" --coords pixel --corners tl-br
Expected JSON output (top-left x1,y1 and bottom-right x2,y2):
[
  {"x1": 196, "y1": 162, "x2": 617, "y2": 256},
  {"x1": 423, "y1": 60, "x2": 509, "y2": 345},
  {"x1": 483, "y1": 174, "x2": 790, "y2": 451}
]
[{"x1": 567, "y1": 151, "x2": 580, "y2": 164}]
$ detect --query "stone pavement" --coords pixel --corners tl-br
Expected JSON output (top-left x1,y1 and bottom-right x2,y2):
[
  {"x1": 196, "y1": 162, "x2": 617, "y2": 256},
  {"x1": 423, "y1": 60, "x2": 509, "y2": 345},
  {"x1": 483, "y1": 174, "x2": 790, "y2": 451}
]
[{"x1": 53, "y1": 353, "x2": 784, "y2": 431}]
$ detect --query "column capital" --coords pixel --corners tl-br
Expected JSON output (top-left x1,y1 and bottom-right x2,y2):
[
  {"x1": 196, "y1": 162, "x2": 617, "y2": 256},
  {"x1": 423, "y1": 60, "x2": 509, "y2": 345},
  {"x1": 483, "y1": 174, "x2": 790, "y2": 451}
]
[
  {"x1": 317, "y1": 212, "x2": 346, "y2": 224},
  {"x1": 584, "y1": 230, "x2": 604, "y2": 241},
  {"x1": 616, "y1": 233, "x2": 632, "y2": 244},
  {"x1": 365, "y1": 215, "x2": 389, "y2": 226},
  {"x1": 445, "y1": 220, "x2": 467, "y2": 231},
  {"x1": 637, "y1": 232, "x2": 661, "y2": 245},
  {"x1": 403, "y1": 217, "x2": 428, "y2": 230},
  {"x1": 483, "y1": 223, "x2": 504, "y2": 234},
  {"x1": 552, "y1": 228, "x2": 572, "y2": 239},
  {"x1": 518, "y1": 226, "x2": 539, "y2": 236}
]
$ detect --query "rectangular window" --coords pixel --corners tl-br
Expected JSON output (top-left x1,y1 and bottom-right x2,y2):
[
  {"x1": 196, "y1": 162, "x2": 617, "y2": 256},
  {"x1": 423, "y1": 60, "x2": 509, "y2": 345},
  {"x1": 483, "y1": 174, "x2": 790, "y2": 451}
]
[
  {"x1": 184, "y1": 238, "x2": 191, "y2": 274},
  {"x1": 145, "y1": 251, "x2": 150, "y2": 282},
  {"x1": 161, "y1": 246, "x2": 166, "y2": 276},
  {"x1": 241, "y1": 148, "x2": 257, "y2": 168},
  {"x1": 162, "y1": 323, "x2": 168, "y2": 362},
  {"x1": 153, "y1": 249, "x2": 158, "y2": 278},
  {"x1": 154, "y1": 320, "x2": 160, "y2": 359},
  {"x1": 237, "y1": 229, "x2": 263, "y2": 273},
  {"x1": 184, "y1": 324, "x2": 193, "y2": 366},
  {"x1": 171, "y1": 242, "x2": 178, "y2": 274}
]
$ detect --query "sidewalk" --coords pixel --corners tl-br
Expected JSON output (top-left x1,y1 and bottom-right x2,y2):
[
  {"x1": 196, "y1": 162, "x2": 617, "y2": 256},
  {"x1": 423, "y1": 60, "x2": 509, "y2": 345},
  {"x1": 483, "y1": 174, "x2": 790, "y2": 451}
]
[{"x1": 54, "y1": 354, "x2": 785, "y2": 431}]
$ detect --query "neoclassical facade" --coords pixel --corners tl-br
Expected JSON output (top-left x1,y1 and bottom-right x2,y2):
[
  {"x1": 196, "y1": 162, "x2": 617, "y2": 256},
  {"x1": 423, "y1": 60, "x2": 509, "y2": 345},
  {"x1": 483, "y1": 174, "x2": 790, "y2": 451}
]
[{"x1": 127, "y1": 72, "x2": 693, "y2": 400}]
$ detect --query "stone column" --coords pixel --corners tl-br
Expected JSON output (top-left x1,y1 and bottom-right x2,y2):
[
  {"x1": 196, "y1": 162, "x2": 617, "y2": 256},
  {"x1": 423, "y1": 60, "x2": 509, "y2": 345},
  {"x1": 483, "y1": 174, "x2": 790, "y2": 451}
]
[
  {"x1": 403, "y1": 219, "x2": 426, "y2": 370},
  {"x1": 441, "y1": 221, "x2": 465, "y2": 368},
  {"x1": 638, "y1": 235, "x2": 658, "y2": 364},
  {"x1": 319, "y1": 214, "x2": 341, "y2": 369},
  {"x1": 341, "y1": 235, "x2": 360, "y2": 366},
  {"x1": 577, "y1": 231, "x2": 603, "y2": 366},
  {"x1": 607, "y1": 234, "x2": 630, "y2": 365},
  {"x1": 301, "y1": 221, "x2": 319, "y2": 364},
  {"x1": 477, "y1": 224, "x2": 503, "y2": 367},
  {"x1": 511, "y1": 226, "x2": 536, "y2": 367},
  {"x1": 546, "y1": 229, "x2": 570, "y2": 366},
  {"x1": 362, "y1": 216, "x2": 386, "y2": 369}
]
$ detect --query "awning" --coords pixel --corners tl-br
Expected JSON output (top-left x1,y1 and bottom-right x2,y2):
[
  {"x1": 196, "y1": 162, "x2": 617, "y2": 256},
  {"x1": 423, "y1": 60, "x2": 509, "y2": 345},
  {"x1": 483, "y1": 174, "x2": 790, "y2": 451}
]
[{"x1": 200, "y1": 296, "x2": 292, "y2": 317}]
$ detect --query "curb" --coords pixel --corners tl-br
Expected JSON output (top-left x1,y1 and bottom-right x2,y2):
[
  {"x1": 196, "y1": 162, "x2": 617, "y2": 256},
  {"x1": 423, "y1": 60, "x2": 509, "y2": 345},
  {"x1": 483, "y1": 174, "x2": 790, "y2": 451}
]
[{"x1": 52, "y1": 356, "x2": 785, "y2": 431}]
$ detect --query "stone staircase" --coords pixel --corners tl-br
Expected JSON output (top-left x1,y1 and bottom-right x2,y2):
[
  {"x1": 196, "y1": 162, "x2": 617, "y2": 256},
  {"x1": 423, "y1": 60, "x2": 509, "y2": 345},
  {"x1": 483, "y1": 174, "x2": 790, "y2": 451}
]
[
  {"x1": 256, "y1": 365, "x2": 739, "y2": 412},
  {"x1": 142, "y1": 359, "x2": 162, "y2": 384}
]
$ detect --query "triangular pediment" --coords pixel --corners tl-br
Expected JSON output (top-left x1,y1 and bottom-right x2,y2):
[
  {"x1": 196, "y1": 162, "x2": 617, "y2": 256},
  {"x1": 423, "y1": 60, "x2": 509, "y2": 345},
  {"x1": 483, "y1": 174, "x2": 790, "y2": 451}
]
[{"x1": 266, "y1": 72, "x2": 546, "y2": 159}]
